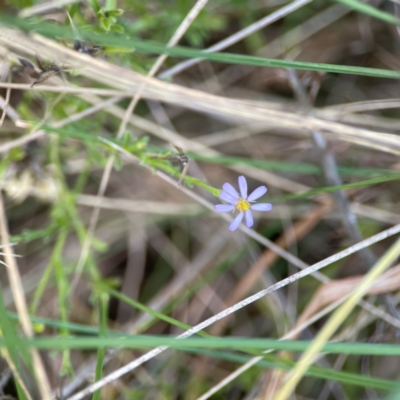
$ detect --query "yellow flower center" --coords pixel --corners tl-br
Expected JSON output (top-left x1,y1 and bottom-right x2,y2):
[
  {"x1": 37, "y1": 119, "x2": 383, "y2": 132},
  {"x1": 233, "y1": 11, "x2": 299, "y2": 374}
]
[{"x1": 235, "y1": 197, "x2": 251, "y2": 212}]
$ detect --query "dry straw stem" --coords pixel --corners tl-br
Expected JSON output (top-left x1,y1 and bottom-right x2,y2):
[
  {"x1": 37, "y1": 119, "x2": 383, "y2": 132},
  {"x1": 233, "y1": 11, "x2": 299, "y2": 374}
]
[
  {"x1": 86, "y1": 92, "x2": 396, "y2": 228},
  {"x1": 66, "y1": 194, "x2": 400, "y2": 400},
  {"x1": 0, "y1": 348, "x2": 33, "y2": 400},
  {"x1": 77, "y1": 195, "x2": 201, "y2": 215},
  {"x1": 157, "y1": 0, "x2": 313, "y2": 79},
  {"x1": 127, "y1": 231, "x2": 229, "y2": 332},
  {"x1": 0, "y1": 83, "x2": 130, "y2": 96},
  {"x1": 82, "y1": 92, "x2": 308, "y2": 194},
  {"x1": 76, "y1": 86, "x2": 400, "y2": 275},
  {"x1": 0, "y1": 94, "x2": 24, "y2": 125},
  {"x1": 64, "y1": 93, "x2": 398, "y2": 233},
  {"x1": 0, "y1": 192, "x2": 52, "y2": 400},
  {"x1": 70, "y1": 0, "x2": 210, "y2": 293},
  {"x1": 1, "y1": 79, "x2": 393, "y2": 228},
  {"x1": 61, "y1": 233, "x2": 229, "y2": 396},
  {"x1": 74, "y1": 136, "x2": 400, "y2": 335},
  {"x1": 18, "y1": 0, "x2": 78, "y2": 18},
  {"x1": 275, "y1": 237, "x2": 400, "y2": 400},
  {"x1": 296, "y1": 263, "x2": 400, "y2": 330},
  {"x1": 0, "y1": 16, "x2": 398, "y2": 396},
  {"x1": 99, "y1": 139, "x2": 309, "y2": 273},
  {"x1": 204, "y1": 212, "x2": 400, "y2": 395},
  {"x1": 62, "y1": 0, "x2": 213, "y2": 389},
  {"x1": 194, "y1": 3, "x2": 351, "y2": 99},
  {"x1": 3, "y1": 30, "x2": 400, "y2": 372},
  {"x1": 0, "y1": 85, "x2": 11, "y2": 127},
  {"x1": 321, "y1": 98, "x2": 400, "y2": 114},
  {"x1": 1, "y1": 30, "x2": 400, "y2": 155},
  {"x1": 1, "y1": 37, "x2": 399, "y2": 220},
  {"x1": 261, "y1": 264, "x2": 400, "y2": 397},
  {"x1": 198, "y1": 292, "x2": 400, "y2": 399},
  {"x1": 100, "y1": 138, "x2": 400, "y2": 317},
  {"x1": 61, "y1": 135, "x2": 400, "y2": 395},
  {"x1": 197, "y1": 293, "x2": 358, "y2": 400},
  {"x1": 209, "y1": 201, "x2": 333, "y2": 336}
]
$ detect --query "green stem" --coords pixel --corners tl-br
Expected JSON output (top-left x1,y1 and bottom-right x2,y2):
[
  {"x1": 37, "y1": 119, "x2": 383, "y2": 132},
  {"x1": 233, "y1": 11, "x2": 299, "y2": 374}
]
[{"x1": 92, "y1": 292, "x2": 109, "y2": 400}]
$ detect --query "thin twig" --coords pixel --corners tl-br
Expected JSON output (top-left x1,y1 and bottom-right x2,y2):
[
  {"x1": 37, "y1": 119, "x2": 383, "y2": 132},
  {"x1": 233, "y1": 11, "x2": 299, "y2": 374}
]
[
  {"x1": 0, "y1": 82, "x2": 132, "y2": 96},
  {"x1": 19, "y1": 0, "x2": 79, "y2": 18},
  {"x1": 275, "y1": 237, "x2": 400, "y2": 400},
  {"x1": 158, "y1": 0, "x2": 313, "y2": 79},
  {"x1": 77, "y1": 194, "x2": 201, "y2": 215},
  {"x1": 198, "y1": 293, "x2": 400, "y2": 400},
  {"x1": 196, "y1": 293, "x2": 356, "y2": 400},
  {"x1": 0, "y1": 350, "x2": 33, "y2": 400}
]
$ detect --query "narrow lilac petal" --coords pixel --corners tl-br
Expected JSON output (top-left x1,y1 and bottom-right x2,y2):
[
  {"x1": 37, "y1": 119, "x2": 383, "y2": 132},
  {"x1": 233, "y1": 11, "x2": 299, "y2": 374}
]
[
  {"x1": 219, "y1": 191, "x2": 238, "y2": 205},
  {"x1": 251, "y1": 203, "x2": 272, "y2": 212},
  {"x1": 238, "y1": 176, "x2": 247, "y2": 199},
  {"x1": 222, "y1": 183, "x2": 239, "y2": 199},
  {"x1": 245, "y1": 210, "x2": 254, "y2": 228},
  {"x1": 247, "y1": 186, "x2": 267, "y2": 201},
  {"x1": 215, "y1": 204, "x2": 235, "y2": 213},
  {"x1": 229, "y1": 212, "x2": 243, "y2": 231}
]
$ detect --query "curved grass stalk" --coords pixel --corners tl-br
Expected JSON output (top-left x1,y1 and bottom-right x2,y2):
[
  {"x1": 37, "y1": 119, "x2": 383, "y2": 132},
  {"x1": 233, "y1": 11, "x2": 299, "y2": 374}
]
[{"x1": 275, "y1": 237, "x2": 400, "y2": 400}]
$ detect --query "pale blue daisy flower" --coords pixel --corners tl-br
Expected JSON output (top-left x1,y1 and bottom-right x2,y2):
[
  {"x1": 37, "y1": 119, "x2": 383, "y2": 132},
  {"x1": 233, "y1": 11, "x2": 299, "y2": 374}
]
[{"x1": 214, "y1": 176, "x2": 272, "y2": 231}]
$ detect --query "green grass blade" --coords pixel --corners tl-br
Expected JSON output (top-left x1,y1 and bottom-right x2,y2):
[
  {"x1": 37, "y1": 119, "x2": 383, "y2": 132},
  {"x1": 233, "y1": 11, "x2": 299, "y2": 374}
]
[
  {"x1": 92, "y1": 293, "x2": 108, "y2": 400},
  {"x1": 1, "y1": 16, "x2": 400, "y2": 79},
  {"x1": 100, "y1": 283, "x2": 207, "y2": 335},
  {"x1": 0, "y1": 284, "x2": 31, "y2": 400},
  {"x1": 335, "y1": 0, "x2": 400, "y2": 25},
  {"x1": 190, "y1": 153, "x2": 392, "y2": 178},
  {"x1": 8, "y1": 312, "x2": 111, "y2": 336},
  {"x1": 270, "y1": 173, "x2": 400, "y2": 203},
  {"x1": 187, "y1": 348, "x2": 400, "y2": 392},
  {"x1": 12, "y1": 336, "x2": 400, "y2": 355}
]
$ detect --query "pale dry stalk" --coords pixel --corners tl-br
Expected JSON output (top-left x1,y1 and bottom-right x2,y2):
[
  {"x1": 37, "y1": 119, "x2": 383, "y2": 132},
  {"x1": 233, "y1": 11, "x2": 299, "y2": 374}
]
[{"x1": 0, "y1": 192, "x2": 52, "y2": 399}]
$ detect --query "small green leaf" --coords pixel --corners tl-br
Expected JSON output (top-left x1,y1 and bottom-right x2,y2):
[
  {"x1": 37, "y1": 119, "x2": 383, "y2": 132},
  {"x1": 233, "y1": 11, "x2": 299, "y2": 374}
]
[
  {"x1": 91, "y1": 237, "x2": 108, "y2": 253},
  {"x1": 87, "y1": 0, "x2": 101, "y2": 13},
  {"x1": 107, "y1": 8, "x2": 124, "y2": 17},
  {"x1": 103, "y1": 45, "x2": 133, "y2": 53},
  {"x1": 68, "y1": 3, "x2": 79, "y2": 18},
  {"x1": 114, "y1": 154, "x2": 123, "y2": 171},
  {"x1": 121, "y1": 131, "x2": 132, "y2": 149},
  {"x1": 102, "y1": 277, "x2": 121, "y2": 289},
  {"x1": 99, "y1": 17, "x2": 111, "y2": 31},
  {"x1": 110, "y1": 24, "x2": 125, "y2": 34},
  {"x1": 335, "y1": 0, "x2": 400, "y2": 25}
]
